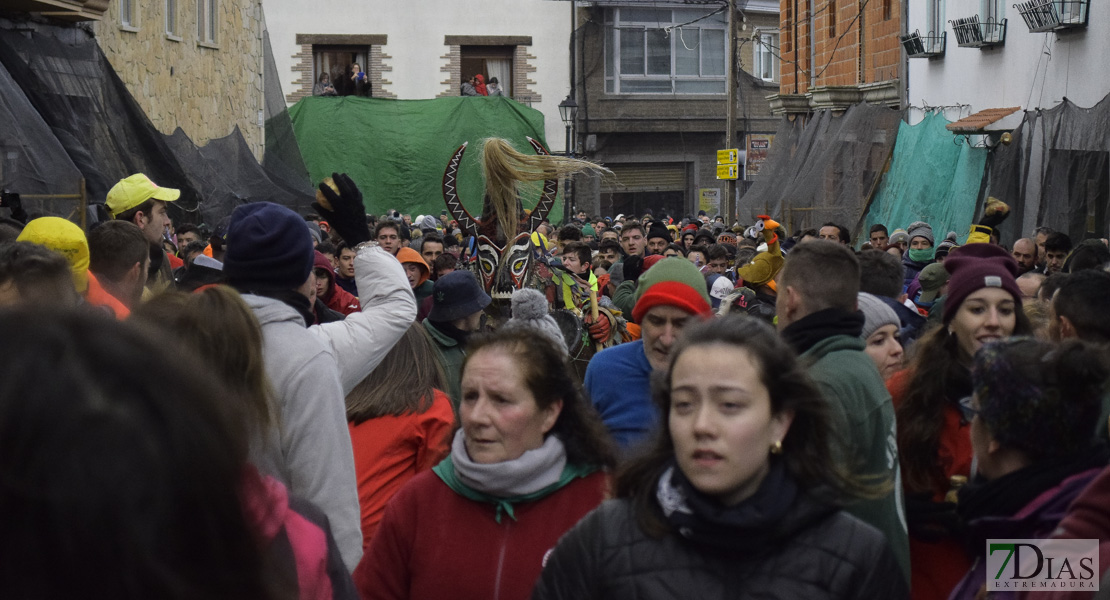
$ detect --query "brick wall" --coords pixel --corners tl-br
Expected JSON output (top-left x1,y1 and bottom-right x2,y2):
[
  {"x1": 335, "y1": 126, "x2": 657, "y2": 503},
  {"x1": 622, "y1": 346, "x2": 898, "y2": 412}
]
[
  {"x1": 512, "y1": 45, "x2": 540, "y2": 104},
  {"x1": 369, "y1": 45, "x2": 396, "y2": 99},
  {"x1": 778, "y1": 0, "x2": 901, "y2": 94},
  {"x1": 287, "y1": 43, "x2": 314, "y2": 103},
  {"x1": 437, "y1": 45, "x2": 461, "y2": 98}
]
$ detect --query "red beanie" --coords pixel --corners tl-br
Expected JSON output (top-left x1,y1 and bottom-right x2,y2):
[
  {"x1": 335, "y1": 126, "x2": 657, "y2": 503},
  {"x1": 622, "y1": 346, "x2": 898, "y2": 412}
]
[{"x1": 942, "y1": 243, "x2": 1022, "y2": 324}]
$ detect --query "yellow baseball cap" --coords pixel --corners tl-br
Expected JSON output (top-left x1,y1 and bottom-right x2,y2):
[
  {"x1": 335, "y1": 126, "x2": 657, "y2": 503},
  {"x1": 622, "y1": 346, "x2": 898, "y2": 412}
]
[
  {"x1": 106, "y1": 173, "x2": 180, "y2": 218},
  {"x1": 16, "y1": 216, "x2": 90, "y2": 293}
]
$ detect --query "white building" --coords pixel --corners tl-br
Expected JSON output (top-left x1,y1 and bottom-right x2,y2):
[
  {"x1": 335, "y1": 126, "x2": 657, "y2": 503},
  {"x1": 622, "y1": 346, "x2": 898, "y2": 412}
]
[
  {"x1": 904, "y1": 0, "x2": 1105, "y2": 124},
  {"x1": 264, "y1": 0, "x2": 575, "y2": 151}
]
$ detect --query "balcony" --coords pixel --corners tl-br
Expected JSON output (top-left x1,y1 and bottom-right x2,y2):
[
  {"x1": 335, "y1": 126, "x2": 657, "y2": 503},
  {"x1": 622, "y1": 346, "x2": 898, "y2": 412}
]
[
  {"x1": 1, "y1": 0, "x2": 109, "y2": 21},
  {"x1": 1015, "y1": 0, "x2": 1089, "y2": 33},
  {"x1": 900, "y1": 30, "x2": 947, "y2": 58},
  {"x1": 951, "y1": 15, "x2": 1007, "y2": 48}
]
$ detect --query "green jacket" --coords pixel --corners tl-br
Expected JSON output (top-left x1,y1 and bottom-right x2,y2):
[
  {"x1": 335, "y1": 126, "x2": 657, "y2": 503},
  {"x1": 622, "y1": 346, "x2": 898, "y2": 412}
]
[
  {"x1": 612, "y1": 279, "x2": 637, "y2": 316},
  {"x1": 422, "y1": 319, "x2": 465, "y2": 411},
  {"x1": 802, "y1": 334, "x2": 910, "y2": 584}
]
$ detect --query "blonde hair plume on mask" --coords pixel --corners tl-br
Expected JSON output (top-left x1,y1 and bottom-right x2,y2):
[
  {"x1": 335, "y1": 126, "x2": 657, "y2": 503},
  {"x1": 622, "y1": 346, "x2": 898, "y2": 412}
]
[{"x1": 480, "y1": 138, "x2": 610, "y2": 240}]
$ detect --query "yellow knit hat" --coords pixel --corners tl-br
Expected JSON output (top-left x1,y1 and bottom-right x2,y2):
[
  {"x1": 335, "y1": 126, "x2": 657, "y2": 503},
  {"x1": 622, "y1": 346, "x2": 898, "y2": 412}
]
[{"x1": 16, "y1": 217, "x2": 89, "y2": 293}]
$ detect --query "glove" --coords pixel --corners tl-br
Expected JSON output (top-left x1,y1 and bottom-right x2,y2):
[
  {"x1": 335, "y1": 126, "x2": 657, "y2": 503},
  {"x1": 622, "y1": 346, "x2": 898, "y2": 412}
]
[
  {"x1": 622, "y1": 255, "x2": 644, "y2": 283},
  {"x1": 905, "y1": 493, "x2": 962, "y2": 543},
  {"x1": 313, "y1": 173, "x2": 370, "y2": 246},
  {"x1": 585, "y1": 312, "x2": 611, "y2": 342}
]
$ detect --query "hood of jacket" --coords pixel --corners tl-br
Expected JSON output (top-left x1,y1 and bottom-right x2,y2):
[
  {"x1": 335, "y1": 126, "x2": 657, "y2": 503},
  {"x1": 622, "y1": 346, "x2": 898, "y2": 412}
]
[
  {"x1": 313, "y1": 251, "x2": 336, "y2": 300},
  {"x1": 244, "y1": 292, "x2": 307, "y2": 328},
  {"x1": 396, "y1": 247, "x2": 430, "y2": 288}
]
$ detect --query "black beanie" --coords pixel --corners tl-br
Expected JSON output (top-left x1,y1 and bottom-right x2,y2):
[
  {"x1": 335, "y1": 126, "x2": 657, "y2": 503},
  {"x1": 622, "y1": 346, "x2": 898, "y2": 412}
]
[
  {"x1": 224, "y1": 202, "x2": 315, "y2": 291},
  {"x1": 646, "y1": 221, "x2": 671, "y2": 243}
]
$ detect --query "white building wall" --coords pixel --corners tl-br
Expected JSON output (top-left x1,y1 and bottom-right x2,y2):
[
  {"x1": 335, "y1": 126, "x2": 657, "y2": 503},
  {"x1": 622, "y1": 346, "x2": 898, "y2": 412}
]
[
  {"x1": 265, "y1": 0, "x2": 574, "y2": 151},
  {"x1": 906, "y1": 1, "x2": 1109, "y2": 124}
]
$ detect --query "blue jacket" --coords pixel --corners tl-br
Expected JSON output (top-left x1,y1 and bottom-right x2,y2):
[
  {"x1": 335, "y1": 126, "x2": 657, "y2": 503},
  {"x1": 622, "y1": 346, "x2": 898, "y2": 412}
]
[{"x1": 584, "y1": 340, "x2": 655, "y2": 450}]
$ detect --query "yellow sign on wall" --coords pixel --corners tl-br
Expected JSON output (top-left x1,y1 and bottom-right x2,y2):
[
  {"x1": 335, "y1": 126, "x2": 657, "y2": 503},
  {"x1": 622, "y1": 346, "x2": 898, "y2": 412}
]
[
  {"x1": 716, "y1": 164, "x2": 738, "y2": 180},
  {"x1": 716, "y1": 148, "x2": 739, "y2": 164}
]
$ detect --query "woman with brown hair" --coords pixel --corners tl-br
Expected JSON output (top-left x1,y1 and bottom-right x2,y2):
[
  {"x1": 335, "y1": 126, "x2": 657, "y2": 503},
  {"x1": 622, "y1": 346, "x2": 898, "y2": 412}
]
[
  {"x1": 533, "y1": 316, "x2": 906, "y2": 599},
  {"x1": 886, "y1": 243, "x2": 1031, "y2": 600},
  {"x1": 132, "y1": 285, "x2": 275, "y2": 436},
  {"x1": 354, "y1": 329, "x2": 615, "y2": 600},
  {"x1": 345, "y1": 324, "x2": 455, "y2": 549}
]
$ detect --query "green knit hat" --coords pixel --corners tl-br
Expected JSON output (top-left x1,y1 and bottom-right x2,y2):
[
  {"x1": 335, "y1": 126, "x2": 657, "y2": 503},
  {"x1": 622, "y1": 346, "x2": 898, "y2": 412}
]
[
  {"x1": 632, "y1": 257, "x2": 712, "y2": 323},
  {"x1": 582, "y1": 224, "x2": 596, "y2": 236}
]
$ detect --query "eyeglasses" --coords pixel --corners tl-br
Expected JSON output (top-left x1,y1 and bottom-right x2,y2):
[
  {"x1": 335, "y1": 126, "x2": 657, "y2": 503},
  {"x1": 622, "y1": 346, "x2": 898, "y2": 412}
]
[{"x1": 957, "y1": 396, "x2": 981, "y2": 422}]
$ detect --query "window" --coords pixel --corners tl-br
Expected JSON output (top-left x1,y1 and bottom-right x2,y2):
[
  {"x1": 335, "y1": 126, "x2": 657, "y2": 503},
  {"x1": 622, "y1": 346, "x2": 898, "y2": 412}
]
[
  {"x1": 166, "y1": 0, "x2": 177, "y2": 36},
  {"x1": 461, "y1": 45, "x2": 513, "y2": 98},
  {"x1": 120, "y1": 0, "x2": 136, "y2": 28},
  {"x1": 753, "y1": 32, "x2": 779, "y2": 82},
  {"x1": 981, "y1": 0, "x2": 1003, "y2": 23},
  {"x1": 829, "y1": 0, "x2": 837, "y2": 37},
  {"x1": 927, "y1": 0, "x2": 945, "y2": 35},
  {"x1": 883, "y1": 0, "x2": 892, "y2": 21},
  {"x1": 314, "y1": 46, "x2": 370, "y2": 97},
  {"x1": 197, "y1": 0, "x2": 217, "y2": 44},
  {"x1": 604, "y1": 8, "x2": 727, "y2": 95}
]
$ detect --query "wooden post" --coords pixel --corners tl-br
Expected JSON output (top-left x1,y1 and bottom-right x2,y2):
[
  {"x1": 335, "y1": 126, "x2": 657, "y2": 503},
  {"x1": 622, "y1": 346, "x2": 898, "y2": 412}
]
[{"x1": 725, "y1": 0, "x2": 739, "y2": 226}]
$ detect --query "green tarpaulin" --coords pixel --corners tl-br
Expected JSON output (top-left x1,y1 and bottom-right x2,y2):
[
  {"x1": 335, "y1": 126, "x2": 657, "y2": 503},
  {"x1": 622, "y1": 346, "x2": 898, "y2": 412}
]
[
  {"x1": 289, "y1": 96, "x2": 560, "y2": 221},
  {"x1": 859, "y1": 112, "x2": 987, "y2": 246}
]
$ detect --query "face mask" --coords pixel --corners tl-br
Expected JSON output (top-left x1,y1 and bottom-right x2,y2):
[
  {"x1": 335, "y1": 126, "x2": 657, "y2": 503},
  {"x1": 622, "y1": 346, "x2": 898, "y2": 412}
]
[{"x1": 908, "y1": 247, "x2": 935, "y2": 262}]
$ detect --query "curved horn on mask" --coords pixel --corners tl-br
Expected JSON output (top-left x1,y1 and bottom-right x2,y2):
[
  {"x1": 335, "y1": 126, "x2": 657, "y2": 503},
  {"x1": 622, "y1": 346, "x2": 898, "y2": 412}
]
[
  {"x1": 442, "y1": 142, "x2": 480, "y2": 238},
  {"x1": 525, "y1": 137, "x2": 559, "y2": 233}
]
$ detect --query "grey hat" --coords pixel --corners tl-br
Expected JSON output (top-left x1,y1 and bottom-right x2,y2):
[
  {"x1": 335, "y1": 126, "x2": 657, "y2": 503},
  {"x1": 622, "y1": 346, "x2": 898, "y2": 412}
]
[
  {"x1": 889, "y1": 229, "x2": 909, "y2": 246},
  {"x1": 417, "y1": 215, "x2": 439, "y2": 231},
  {"x1": 906, "y1": 221, "x2": 934, "y2": 246},
  {"x1": 858, "y1": 292, "x2": 900, "y2": 341},
  {"x1": 306, "y1": 222, "x2": 323, "y2": 245},
  {"x1": 428, "y1": 271, "x2": 491, "y2": 322},
  {"x1": 500, "y1": 289, "x2": 567, "y2": 355}
]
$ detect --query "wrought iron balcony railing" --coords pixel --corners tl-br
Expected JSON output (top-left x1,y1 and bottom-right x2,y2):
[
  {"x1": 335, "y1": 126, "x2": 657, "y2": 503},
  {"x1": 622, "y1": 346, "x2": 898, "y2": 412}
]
[
  {"x1": 1014, "y1": 0, "x2": 1089, "y2": 33},
  {"x1": 951, "y1": 15, "x2": 1008, "y2": 48}
]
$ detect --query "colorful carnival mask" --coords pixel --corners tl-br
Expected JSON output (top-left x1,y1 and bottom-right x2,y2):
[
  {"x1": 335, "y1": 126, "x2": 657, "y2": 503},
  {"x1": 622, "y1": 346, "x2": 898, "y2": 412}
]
[{"x1": 441, "y1": 138, "x2": 558, "y2": 299}]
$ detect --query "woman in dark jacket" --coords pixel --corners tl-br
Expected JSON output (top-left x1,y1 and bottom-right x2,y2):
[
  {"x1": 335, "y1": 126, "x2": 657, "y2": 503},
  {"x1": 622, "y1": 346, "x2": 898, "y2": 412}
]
[
  {"x1": 948, "y1": 337, "x2": 1109, "y2": 600},
  {"x1": 533, "y1": 316, "x2": 908, "y2": 600}
]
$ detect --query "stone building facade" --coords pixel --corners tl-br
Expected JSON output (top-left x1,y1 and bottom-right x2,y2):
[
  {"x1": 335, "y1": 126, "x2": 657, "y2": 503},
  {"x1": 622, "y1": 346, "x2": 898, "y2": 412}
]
[{"x1": 93, "y1": 0, "x2": 265, "y2": 158}]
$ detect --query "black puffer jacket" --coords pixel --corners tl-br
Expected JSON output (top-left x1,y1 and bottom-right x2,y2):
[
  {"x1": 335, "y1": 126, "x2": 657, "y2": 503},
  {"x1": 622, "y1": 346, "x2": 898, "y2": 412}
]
[{"x1": 533, "y1": 496, "x2": 908, "y2": 600}]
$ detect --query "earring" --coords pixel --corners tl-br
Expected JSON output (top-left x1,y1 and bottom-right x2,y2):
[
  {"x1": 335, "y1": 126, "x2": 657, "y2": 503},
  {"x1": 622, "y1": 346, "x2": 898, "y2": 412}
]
[{"x1": 770, "y1": 440, "x2": 783, "y2": 455}]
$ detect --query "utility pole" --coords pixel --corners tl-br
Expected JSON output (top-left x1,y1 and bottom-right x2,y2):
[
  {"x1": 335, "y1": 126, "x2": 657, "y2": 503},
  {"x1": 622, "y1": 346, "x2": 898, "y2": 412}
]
[{"x1": 725, "y1": 0, "x2": 738, "y2": 226}]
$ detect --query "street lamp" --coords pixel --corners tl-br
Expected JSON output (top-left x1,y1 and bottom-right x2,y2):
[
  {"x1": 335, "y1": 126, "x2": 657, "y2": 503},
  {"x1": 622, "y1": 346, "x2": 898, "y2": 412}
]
[
  {"x1": 558, "y1": 95, "x2": 578, "y2": 219},
  {"x1": 558, "y1": 95, "x2": 578, "y2": 157}
]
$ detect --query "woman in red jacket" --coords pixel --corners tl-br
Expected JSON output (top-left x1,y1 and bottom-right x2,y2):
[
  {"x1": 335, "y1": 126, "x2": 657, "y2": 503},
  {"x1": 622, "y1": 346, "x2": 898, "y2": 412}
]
[
  {"x1": 353, "y1": 329, "x2": 616, "y2": 600},
  {"x1": 345, "y1": 324, "x2": 455, "y2": 549},
  {"x1": 888, "y1": 243, "x2": 1031, "y2": 600}
]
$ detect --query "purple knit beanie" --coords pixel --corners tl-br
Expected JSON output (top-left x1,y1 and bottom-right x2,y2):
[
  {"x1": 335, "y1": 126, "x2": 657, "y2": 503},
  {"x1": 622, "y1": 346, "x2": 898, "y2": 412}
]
[{"x1": 942, "y1": 243, "x2": 1022, "y2": 325}]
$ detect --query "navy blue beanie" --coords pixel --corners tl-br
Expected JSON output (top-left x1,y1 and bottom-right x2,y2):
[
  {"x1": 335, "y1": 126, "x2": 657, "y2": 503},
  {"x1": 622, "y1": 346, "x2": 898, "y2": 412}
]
[{"x1": 224, "y1": 202, "x2": 315, "y2": 291}]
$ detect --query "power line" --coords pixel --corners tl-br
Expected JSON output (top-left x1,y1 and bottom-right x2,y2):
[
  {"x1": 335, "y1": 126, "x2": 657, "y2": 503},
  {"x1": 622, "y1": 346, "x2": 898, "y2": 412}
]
[{"x1": 813, "y1": 0, "x2": 871, "y2": 80}]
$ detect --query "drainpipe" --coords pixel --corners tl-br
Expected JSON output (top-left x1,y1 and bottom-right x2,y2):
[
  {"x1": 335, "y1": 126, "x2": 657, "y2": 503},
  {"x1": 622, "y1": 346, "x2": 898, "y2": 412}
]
[
  {"x1": 858, "y1": 0, "x2": 865, "y2": 84},
  {"x1": 808, "y1": 0, "x2": 816, "y2": 89},
  {"x1": 793, "y1": 0, "x2": 799, "y2": 93}
]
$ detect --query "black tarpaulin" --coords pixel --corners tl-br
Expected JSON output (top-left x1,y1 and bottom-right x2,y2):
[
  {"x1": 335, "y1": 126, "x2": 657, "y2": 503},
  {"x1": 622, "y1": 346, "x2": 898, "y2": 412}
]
[{"x1": 738, "y1": 103, "x2": 903, "y2": 233}]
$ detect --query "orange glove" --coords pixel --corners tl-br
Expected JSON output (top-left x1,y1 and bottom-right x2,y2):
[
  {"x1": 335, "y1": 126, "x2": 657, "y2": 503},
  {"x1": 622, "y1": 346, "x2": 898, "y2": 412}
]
[{"x1": 585, "y1": 313, "x2": 611, "y2": 342}]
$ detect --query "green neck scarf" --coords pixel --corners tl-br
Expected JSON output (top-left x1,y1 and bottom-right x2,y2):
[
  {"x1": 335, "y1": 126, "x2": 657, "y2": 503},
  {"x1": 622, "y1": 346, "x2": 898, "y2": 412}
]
[{"x1": 433, "y1": 456, "x2": 597, "y2": 523}]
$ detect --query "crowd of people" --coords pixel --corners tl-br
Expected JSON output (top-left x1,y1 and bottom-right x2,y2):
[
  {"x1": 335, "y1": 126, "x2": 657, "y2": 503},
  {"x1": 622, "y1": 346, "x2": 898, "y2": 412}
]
[{"x1": 3, "y1": 173, "x2": 1110, "y2": 600}]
